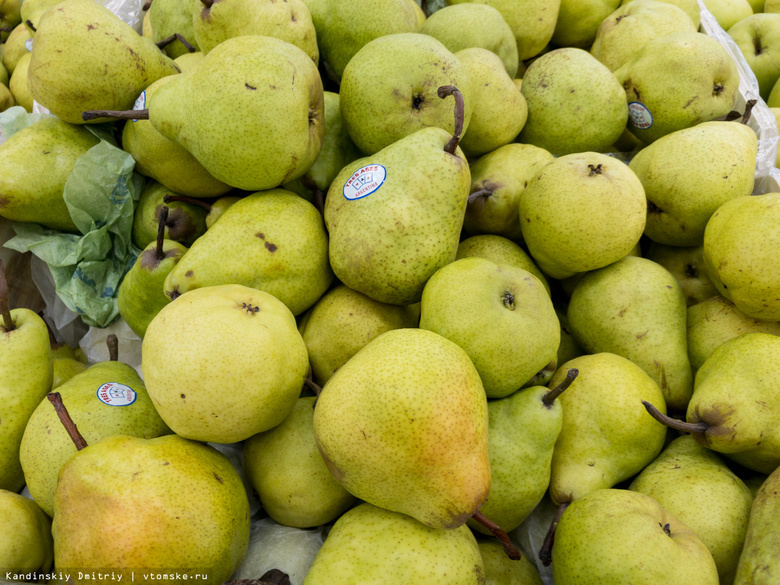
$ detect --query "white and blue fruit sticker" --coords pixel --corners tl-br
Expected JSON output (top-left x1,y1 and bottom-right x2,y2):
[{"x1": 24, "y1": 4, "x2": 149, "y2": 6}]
[
  {"x1": 131, "y1": 90, "x2": 146, "y2": 123},
  {"x1": 628, "y1": 102, "x2": 653, "y2": 129},
  {"x1": 97, "y1": 382, "x2": 137, "y2": 407},
  {"x1": 343, "y1": 164, "x2": 387, "y2": 200}
]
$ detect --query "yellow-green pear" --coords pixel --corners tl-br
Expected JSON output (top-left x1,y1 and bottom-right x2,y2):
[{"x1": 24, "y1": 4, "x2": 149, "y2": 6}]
[
  {"x1": 0, "y1": 61, "x2": 8, "y2": 87},
  {"x1": 204, "y1": 195, "x2": 240, "y2": 228},
  {"x1": 729, "y1": 14, "x2": 780, "y2": 100},
  {"x1": 734, "y1": 467, "x2": 780, "y2": 584},
  {"x1": 131, "y1": 182, "x2": 207, "y2": 248},
  {"x1": 243, "y1": 397, "x2": 356, "y2": 528},
  {"x1": 552, "y1": 0, "x2": 622, "y2": 48},
  {"x1": 19, "y1": 0, "x2": 61, "y2": 33},
  {"x1": 645, "y1": 243, "x2": 718, "y2": 307},
  {"x1": 142, "y1": 8, "x2": 152, "y2": 38},
  {"x1": 0, "y1": 83, "x2": 13, "y2": 111},
  {"x1": 172, "y1": 50, "x2": 203, "y2": 72},
  {"x1": 704, "y1": 0, "x2": 754, "y2": 30},
  {"x1": 0, "y1": 0, "x2": 21, "y2": 42},
  {"x1": 149, "y1": 0, "x2": 199, "y2": 58},
  {"x1": 0, "y1": 490, "x2": 53, "y2": 574},
  {"x1": 51, "y1": 357, "x2": 87, "y2": 388},
  {"x1": 1, "y1": 23, "x2": 30, "y2": 75},
  {"x1": 479, "y1": 540, "x2": 543, "y2": 585},
  {"x1": 8, "y1": 51, "x2": 31, "y2": 111},
  {"x1": 622, "y1": 0, "x2": 701, "y2": 26}
]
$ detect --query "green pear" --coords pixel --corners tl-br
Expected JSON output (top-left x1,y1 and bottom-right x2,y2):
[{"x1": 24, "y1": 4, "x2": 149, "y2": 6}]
[
  {"x1": 20, "y1": 352, "x2": 170, "y2": 517},
  {"x1": 703, "y1": 193, "x2": 780, "y2": 321},
  {"x1": 339, "y1": 33, "x2": 473, "y2": 155},
  {"x1": 704, "y1": 0, "x2": 754, "y2": 30},
  {"x1": 52, "y1": 434, "x2": 250, "y2": 585},
  {"x1": 1, "y1": 23, "x2": 30, "y2": 75},
  {"x1": 630, "y1": 121, "x2": 757, "y2": 247},
  {"x1": 552, "y1": 0, "x2": 622, "y2": 47},
  {"x1": 519, "y1": 48, "x2": 629, "y2": 155},
  {"x1": 729, "y1": 15, "x2": 780, "y2": 100},
  {"x1": 313, "y1": 328, "x2": 490, "y2": 530},
  {"x1": 121, "y1": 76, "x2": 232, "y2": 198},
  {"x1": 557, "y1": 309, "x2": 584, "y2": 366},
  {"x1": 688, "y1": 296, "x2": 780, "y2": 373},
  {"x1": 622, "y1": 0, "x2": 701, "y2": 26},
  {"x1": 0, "y1": 0, "x2": 21, "y2": 42},
  {"x1": 300, "y1": 284, "x2": 419, "y2": 386},
  {"x1": 172, "y1": 49, "x2": 203, "y2": 72},
  {"x1": 645, "y1": 243, "x2": 718, "y2": 307},
  {"x1": 204, "y1": 195, "x2": 240, "y2": 228},
  {"x1": 462, "y1": 143, "x2": 554, "y2": 243},
  {"x1": 615, "y1": 32, "x2": 740, "y2": 144},
  {"x1": 149, "y1": 0, "x2": 199, "y2": 58},
  {"x1": 27, "y1": 0, "x2": 179, "y2": 124},
  {"x1": 552, "y1": 489, "x2": 719, "y2": 585},
  {"x1": 548, "y1": 353, "x2": 667, "y2": 505},
  {"x1": 51, "y1": 357, "x2": 87, "y2": 388},
  {"x1": 734, "y1": 467, "x2": 780, "y2": 584},
  {"x1": 479, "y1": 540, "x2": 543, "y2": 585},
  {"x1": 567, "y1": 256, "x2": 693, "y2": 410},
  {"x1": 0, "y1": 83, "x2": 14, "y2": 111},
  {"x1": 7, "y1": 51, "x2": 31, "y2": 111},
  {"x1": 455, "y1": 48, "x2": 527, "y2": 158},
  {"x1": 131, "y1": 181, "x2": 207, "y2": 248},
  {"x1": 630, "y1": 435, "x2": 754, "y2": 584},
  {"x1": 19, "y1": 0, "x2": 61, "y2": 33},
  {"x1": 590, "y1": 0, "x2": 697, "y2": 72},
  {"x1": 420, "y1": 4, "x2": 519, "y2": 77},
  {"x1": 518, "y1": 152, "x2": 646, "y2": 279},
  {"x1": 0, "y1": 61, "x2": 8, "y2": 87},
  {"x1": 0, "y1": 490, "x2": 53, "y2": 573},
  {"x1": 142, "y1": 284, "x2": 309, "y2": 443},
  {"x1": 243, "y1": 397, "x2": 356, "y2": 528},
  {"x1": 303, "y1": 503, "x2": 485, "y2": 584},
  {"x1": 142, "y1": 8, "x2": 153, "y2": 38},
  {"x1": 164, "y1": 189, "x2": 332, "y2": 316},
  {"x1": 420, "y1": 257, "x2": 559, "y2": 398}
]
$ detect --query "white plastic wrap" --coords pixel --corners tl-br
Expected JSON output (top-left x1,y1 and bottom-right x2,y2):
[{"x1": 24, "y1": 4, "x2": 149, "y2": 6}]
[{"x1": 101, "y1": 0, "x2": 145, "y2": 33}]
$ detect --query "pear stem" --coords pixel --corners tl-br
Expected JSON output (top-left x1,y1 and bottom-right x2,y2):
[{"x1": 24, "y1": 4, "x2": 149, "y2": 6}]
[
  {"x1": 0, "y1": 26, "x2": 11, "y2": 33},
  {"x1": 107, "y1": 334, "x2": 119, "y2": 362},
  {"x1": 82, "y1": 109, "x2": 149, "y2": 122},
  {"x1": 0, "y1": 259, "x2": 15, "y2": 332},
  {"x1": 539, "y1": 502, "x2": 569, "y2": 567},
  {"x1": 156, "y1": 33, "x2": 196, "y2": 53},
  {"x1": 201, "y1": 0, "x2": 213, "y2": 8},
  {"x1": 304, "y1": 377, "x2": 322, "y2": 398},
  {"x1": 142, "y1": 0, "x2": 153, "y2": 10},
  {"x1": 24, "y1": 20, "x2": 36, "y2": 33},
  {"x1": 437, "y1": 85, "x2": 464, "y2": 155},
  {"x1": 163, "y1": 194, "x2": 213, "y2": 211},
  {"x1": 156, "y1": 205, "x2": 169, "y2": 261},
  {"x1": 642, "y1": 401, "x2": 709, "y2": 434},
  {"x1": 542, "y1": 368, "x2": 578, "y2": 408},
  {"x1": 467, "y1": 189, "x2": 493, "y2": 204},
  {"x1": 741, "y1": 99, "x2": 757, "y2": 124},
  {"x1": 471, "y1": 511, "x2": 522, "y2": 560},
  {"x1": 48, "y1": 392, "x2": 89, "y2": 451}
]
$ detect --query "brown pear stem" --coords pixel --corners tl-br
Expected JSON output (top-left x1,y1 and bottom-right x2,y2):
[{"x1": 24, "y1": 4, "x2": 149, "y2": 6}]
[
  {"x1": 641, "y1": 401, "x2": 709, "y2": 434},
  {"x1": 0, "y1": 259, "x2": 15, "y2": 332},
  {"x1": 467, "y1": 189, "x2": 493, "y2": 204},
  {"x1": 539, "y1": 502, "x2": 569, "y2": 567},
  {"x1": 142, "y1": 0, "x2": 153, "y2": 10},
  {"x1": 156, "y1": 33, "x2": 196, "y2": 53},
  {"x1": 82, "y1": 109, "x2": 149, "y2": 122},
  {"x1": 24, "y1": 20, "x2": 36, "y2": 32},
  {"x1": 742, "y1": 99, "x2": 757, "y2": 125},
  {"x1": 542, "y1": 368, "x2": 578, "y2": 408},
  {"x1": 163, "y1": 194, "x2": 213, "y2": 211},
  {"x1": 437, "y1": 86, "x2": 465, "y2": 155},
  {"x1": 304, "y1": 377, "x2": 322, "y2": 398},
  {"x1": 106, "y1": 334, "x2": 119, "y2": 362},
  {"x1": 48, "y1": 392, "x2": 89, "y2": 450},
  {"x1": 200, "y1": 0, "x2": 213, "y2": 8},
  {"x1": 471, "y1": 511, "x2": 522, "y2": 560},
  {"x1": 155, "y1": 205, "x2": 169, "y2": 261},
  {"x1": 0, "y1": 26, "x2": 12, "y2": 33}
]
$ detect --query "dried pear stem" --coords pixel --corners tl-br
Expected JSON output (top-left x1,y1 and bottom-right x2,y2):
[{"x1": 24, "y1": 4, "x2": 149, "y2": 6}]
[
  {"x1": 542, "y1": 368, "x2": 579, "y2": 408},
  {"x1": 0, "y1": 259, "x2": 15, "y2": 332},
  {"x1": 156, "y1": 205, "x2": 169, "y2": 261},
  {"x1": 304, "y1": 377, "x2": 322, "y2": 398},
  {"x1": 471, "y1": 511, "x2": 522, "y2": 560},
  {"x1": 539, "y1": 502, "x2": 569, "y2": 567},
  {"x1": 467, "y1": 189, "x2": 493, "y2": 204},
  {"x1": 200, "y1": 0, "x2": 214, "y2": 8},
  {"x1": 156, "y1": 33, "x2": 196, "y2": 53},
  {"x1": 48, "y1": 392, "x2": 89, "y2": 450},
  {"x1": 163, "y1": 194, "x2": 213, "y2": 211},
  {"x1": 107, "y1": 334, "x2": 119, "y2": 362},
  {"x1": 641, "y1": 401, "x2": 709, "y2": 434},
  {"x1": 741, "y1": 99, "x2": 757, "y2": 124},
  {"x1": 437, "y1": 86, "x2": 464, "y2": 155},
  {"x1": 24, "y1": 20, "x2": 36, "y2": 33},
  {"x1": 82, "y1": 109, "x2": 149, "y2": 122}
]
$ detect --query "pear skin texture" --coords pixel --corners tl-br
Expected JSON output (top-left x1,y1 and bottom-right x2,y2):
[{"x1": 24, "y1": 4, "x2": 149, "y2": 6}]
[
  {"x1": 645, "y1": 242, "x2": 718, "y2": 307},
  {"x1": 467, "y1": 385, "x2": 563, "y2": 536},
  {"x1": 52, "y1": 435, "x2": 250, "y2": 585},
  {"x1": 303, "y1": 503, "x2": 485, "y2": 585},
  {"x1": 552, "y1": 0, "x2": 622, "y2": 48},
  {"x1": 8, "y1": 51, "x2": 31, "y2": 111},
  {"x1": 164, "y1": 190, "x2": 332, "y2": 316},
  {"x1": 20, "y1": 0, "x2": 61, "y2": 33},
  {"x1": 131, "y1": 181, "x2": 207, "y2": 249},
  {"x1": 204, "y1": 195, "x2": 240, "y2": 229},
  {"x1": 301, "y1": 284, "x2": 419, "y2": 386},
  {"x1": 630, "y1": 121, "x2": 757, "y2": 247},
  {"x1": 734, "y1": 467, "x2": 780, "y2": 584},
  {"x1": 567, "y1": 256, "x2": 693, "y2": 410},
  {"x1": 518, "y1": 152, "x2": 646, "y2": 279},
  {"x1": 0, "y1": 309, "x2": 52, "y2": 492},
  {"x1": 548, "y1": 353, "x2": 667, "y2": 505},
  {"x1": 325, "y1": 127, "x2": 470, "y2": 305},
  {"x1": 339, "y1": 33, "x2": 473, "y2": 156},
  {"x1": 552, "y1": 489, "x2": 719, "y2": 585},
  {"x1": 149, "y1": 0, "x2": 200, "y2": 58},
  {"x1": 19, "y1": 360, "x2": 170, "y2": 517},
  {"x1": 242, "y1": 397, "x2": 355, "y2": 528},
  {"x1": 728, "y1": 15, "x2": 780, "y2": 99},
  {"x1": 2, "y1": 23, "x2": 31, "y2": 75},
  {"x1": 630, "y1": 436, "x2": 754, "y2": 584},
  {"x1": 615, "y1": 32, "x2": 739, "y2": 144},
  {"x1": 479, "y1": 540, "x2": 542, "y2": 585},
  {"x1": 419, "y1": 257, "x2": 559, "y2": 398},
  {"x1": 703, "y1": 193, "x2": 780, "y2": 321},
  {"x1": 142, "y1": 285, "x2": 309, "y2": 443},
  {"x1": 149, "y1": 35, "x2": 323, "y2": 191},
  {"x1": 51, "y1": 357, "x2": 87, "y2": 389},
  {"x1": 622, "y1": 0, "x2": 701, "y2": 26},
  {"x1": 27, "y1": 0, "x2": 179, "y2": 124},
  {"x1": 312, "y1": 329, "x2": 490, "y2": 530},
  {"x1": 0, "y1": 84, "x2": 13, "y2": 112},
  {"x1": 686, "y1": 333, "x2": 780, "y2": 474},
  {"x1": 0, "y1": 489, "x2": 53, "y2": 573}
]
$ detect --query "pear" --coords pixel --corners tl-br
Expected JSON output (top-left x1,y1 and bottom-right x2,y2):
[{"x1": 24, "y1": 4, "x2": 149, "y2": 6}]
[
  {"x1": 419, "y1": 257, "x2": 559, "y2": 398},
  {"x1": 131, "y1": 181, "x2": 207, "y2": 248},
  {"x1": 164, "y1": 189, "x2": 332, "y2": 316},
  {"x1": 339, "y1": 33, "x2": 473, "y2": 156},
  {"x1": 552, "y1": 0, "x2": 622, "y2": 48},
  {"x1": 704, "y1": 0, "x2": 754, "y2": 30},
  {"x1": 142, "y1": 284, "x2": 309, "y2": 444},
  {"x1": 420, "y1": 4, "x2": 519, "y2": 77},
  {"x1": 645, "y1": 243, "x2": 718, "y2": 307},
  {"x1": 0, "y1": 0, "x2": 21, "y2": 42},
  {"x1": 518, "y1": 48, "x2": 628, "y2": 155},
  {"x1": 0, "y1": 60, "x2": 8, "y2": 87},
  {"x1": 548, "y1": 353, "x2": 667, "y2": 505},
  {"x1": 300, "y1": 284, "x2": 419, "y2": 386},
  {"x1": 622, "y1": 0, "x2": 701, "y2": 26},
  {"x1": 0, "y1": 489, "x2": 53, "y2": 573},
  {"x1": 730, "y1": 15, "x2": 780, "y2": 100},
  {"x1": 0, "y1": 83, "x2": 14, "y2": 111},
  {"x1": 51, "y1": 356, "x2": 87, "y2": 388},
  {"x1": 149, "y1": 0, "x2": 199, "y2": 58},
  {"x1": 142, "y1": 8, "x2": 153, "y2": 38},
  {"x1": 172, "y1": 49, "x2": 203, "y2": 72},
  {"x1": 1, "y1": 23, "x2": 30, "y2": 75},
  {"x1": 303, "y1": 503, "x2": 485, "y2": 584},
  {"x1": 53, "y1": 434, "x2": 250, "y2": 585},
  {"x1": 567, "y1": 256, "x2": 693, "y2": 410},
  {"x1": 204, "y1": 195, "x2": 241, "y2": 228},
  {"x1": 19, "y1": 0, "x2": 61, "y2": 33},
  {"x1": 479, "y1": 540, "x2": 543, "y2": 585},
  {"x1": 734, "y1": 467, "x2": 780, "y2": 585},
  {"x1": 243, "y1": 397, "x2": 356, "y2": 528},
  {"x1": 557, "y1": 309, "x2": 584, "y2": 366},
  {"x1": 630, "y1": 435, "x2": 754, "y2": 584},
  {"x1": 615, "y1": 32, "x2": 740, "y2": 144},
  {"x1": 552, "y1": 489, "x2": 719, "y2": 585},
  {"x1": 703, "y1": 193, "x2": 780, "y2": 321},
  {"x1": 7, "y1": 51, "x2": 31, "y2": 111},
  {"x1": 27, "y1": 0, "x2": 179, "y2": 124},
  {"x1": 518, "y1": 152, "x2": 646, "y2": 279},
  {"x1": 312, "y1": 328, "x2": 490, "y2": 530}
]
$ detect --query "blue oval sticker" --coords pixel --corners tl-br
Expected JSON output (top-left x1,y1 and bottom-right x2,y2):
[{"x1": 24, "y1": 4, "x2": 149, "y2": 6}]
[{"x1": 343, "y1": 164, "x2": 387, "y2": 200}]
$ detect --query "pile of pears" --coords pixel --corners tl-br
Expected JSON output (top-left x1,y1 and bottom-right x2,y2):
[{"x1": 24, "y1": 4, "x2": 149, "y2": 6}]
[{"x1": 3, "y1": 0, "x2": 780, "y2": 583}]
